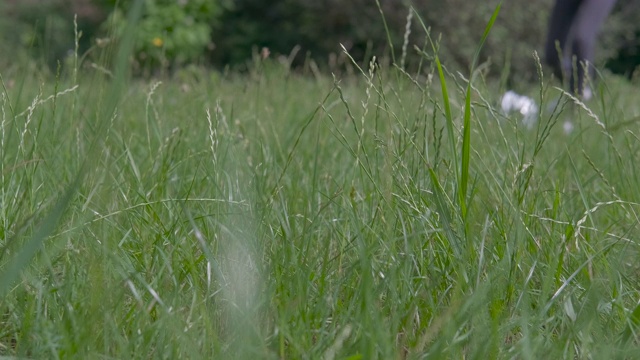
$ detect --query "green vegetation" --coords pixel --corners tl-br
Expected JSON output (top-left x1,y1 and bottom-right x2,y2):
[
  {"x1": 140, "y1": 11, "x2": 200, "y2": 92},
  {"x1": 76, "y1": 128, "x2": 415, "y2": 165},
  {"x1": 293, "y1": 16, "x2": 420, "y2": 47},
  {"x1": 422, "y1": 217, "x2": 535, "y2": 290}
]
[
  {"x1": 106, "y1": 0, "x2": 227, "y2": 69},
  {"x1": 2, "y1": 0, "x2": 640, "y2": 78},
  {"x1": 2, "y1": 5, "x2": 640, "y2": 359}
]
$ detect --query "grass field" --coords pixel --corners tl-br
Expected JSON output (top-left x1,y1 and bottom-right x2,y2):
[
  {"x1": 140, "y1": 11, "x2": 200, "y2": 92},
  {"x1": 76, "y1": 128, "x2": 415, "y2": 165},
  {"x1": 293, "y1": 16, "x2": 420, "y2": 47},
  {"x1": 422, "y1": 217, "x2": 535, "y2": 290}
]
[{"x1": 2, "y1": 36, "x2": 640, "y2": 358}]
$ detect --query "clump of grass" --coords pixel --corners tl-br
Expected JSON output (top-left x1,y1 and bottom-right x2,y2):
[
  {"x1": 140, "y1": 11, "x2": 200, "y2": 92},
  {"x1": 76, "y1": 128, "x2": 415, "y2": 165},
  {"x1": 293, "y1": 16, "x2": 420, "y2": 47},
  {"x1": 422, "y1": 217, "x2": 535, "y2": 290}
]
[{"x1": 1, "y1": 4, "x2": 640, "y2": 359}]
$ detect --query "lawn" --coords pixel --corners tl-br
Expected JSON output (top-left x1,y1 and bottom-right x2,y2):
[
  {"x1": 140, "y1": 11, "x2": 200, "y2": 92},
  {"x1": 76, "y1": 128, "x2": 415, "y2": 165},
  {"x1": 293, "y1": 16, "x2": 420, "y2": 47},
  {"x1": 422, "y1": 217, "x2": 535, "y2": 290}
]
[{"x1": 2, "y1": 44, "x2": 640, "y2": 358}]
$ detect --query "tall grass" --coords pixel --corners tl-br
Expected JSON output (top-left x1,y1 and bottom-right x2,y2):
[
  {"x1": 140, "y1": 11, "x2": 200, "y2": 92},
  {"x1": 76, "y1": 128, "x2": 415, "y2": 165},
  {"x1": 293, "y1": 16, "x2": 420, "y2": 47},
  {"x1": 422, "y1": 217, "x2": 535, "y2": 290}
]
[{"x1": 2, "y1": 8, "x2": 640, "y2": 359}]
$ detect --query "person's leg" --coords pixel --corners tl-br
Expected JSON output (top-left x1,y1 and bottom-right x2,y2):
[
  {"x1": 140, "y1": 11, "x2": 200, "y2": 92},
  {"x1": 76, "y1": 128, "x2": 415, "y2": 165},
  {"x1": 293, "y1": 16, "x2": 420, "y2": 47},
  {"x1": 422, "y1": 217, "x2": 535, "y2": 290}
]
[
  {"x1": 544, "y1": 0, "x2": 583, "y2": 80},
  {"x1": 570, "y1": 0, "x2": 617, "y2": 96}
]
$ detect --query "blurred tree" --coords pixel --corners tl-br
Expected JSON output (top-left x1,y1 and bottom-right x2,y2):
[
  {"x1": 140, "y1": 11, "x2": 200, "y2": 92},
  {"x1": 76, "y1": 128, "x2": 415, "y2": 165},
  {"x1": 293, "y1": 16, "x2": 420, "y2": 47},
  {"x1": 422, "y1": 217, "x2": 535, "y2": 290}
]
[
  {"x1": 211, "y1": 0, "x2": 403, "y2": 69},
  {"x1": 603, "y1": 0, "x2": 640, "y2": 78},
  {"x1": 0, "y1": 0, "x2": 108, "y2": 70},
  {"x1": 1, "y1": 0, "x2": 637, "y2": 83},
  {"x1": 212, "y1": 0, "x2": 640, "y2": 85}
]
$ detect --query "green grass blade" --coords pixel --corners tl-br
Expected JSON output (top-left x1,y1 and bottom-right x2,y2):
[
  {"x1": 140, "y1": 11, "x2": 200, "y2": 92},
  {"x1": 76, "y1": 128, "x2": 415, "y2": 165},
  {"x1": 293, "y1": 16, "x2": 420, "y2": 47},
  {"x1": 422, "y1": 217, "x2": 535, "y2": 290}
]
[
  {"x1": 0, "y1": 178, "x2": 78, "y2": 296},
  {"x1": 460, "y1": 85, "x2": 471, "y2": 220},
  {"x1": 470, "y1": 3, "x2": 502, "y2": 71},
  {"x1": 460, "y1": 3, "x2": 501, "y2": 221},
  {"x1": 620, "y1": 300, "x2": 640, "y2": 345},
  {"x1": 374, "y1": 0, "x2": 396, "y2": 65},
  {"x1": 435, "y1": 57, "x2": 459, "y2": 183},
  {"x1": 413, "y1": 10, "x2": 459, "y2": 185},
  {"x1": 428, "y1": 168, "x2": 461, "y2": 256}
]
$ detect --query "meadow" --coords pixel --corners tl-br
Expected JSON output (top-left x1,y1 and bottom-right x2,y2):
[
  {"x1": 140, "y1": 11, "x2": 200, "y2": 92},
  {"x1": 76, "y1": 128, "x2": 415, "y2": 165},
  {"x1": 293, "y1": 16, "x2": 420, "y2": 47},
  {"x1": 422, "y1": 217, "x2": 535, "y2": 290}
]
[{"x1": 2, "y1": 22, "x2": 640, "y2": 359}]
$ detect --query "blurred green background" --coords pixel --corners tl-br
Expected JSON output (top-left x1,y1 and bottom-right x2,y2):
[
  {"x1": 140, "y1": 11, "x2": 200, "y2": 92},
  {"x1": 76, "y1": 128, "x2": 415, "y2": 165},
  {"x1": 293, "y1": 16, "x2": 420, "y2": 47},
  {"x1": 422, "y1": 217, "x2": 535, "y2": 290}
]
[{"x1": 1, "y1": 0, "x2": 639, "y2": 82}]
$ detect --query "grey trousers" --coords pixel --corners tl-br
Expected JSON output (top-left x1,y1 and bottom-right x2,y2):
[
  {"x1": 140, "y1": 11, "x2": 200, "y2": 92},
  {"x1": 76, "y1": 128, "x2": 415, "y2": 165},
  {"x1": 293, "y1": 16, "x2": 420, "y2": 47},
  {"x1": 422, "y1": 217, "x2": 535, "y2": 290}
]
[{"x1": 544, "y1": 0, "x2": 617, "y2": 95}]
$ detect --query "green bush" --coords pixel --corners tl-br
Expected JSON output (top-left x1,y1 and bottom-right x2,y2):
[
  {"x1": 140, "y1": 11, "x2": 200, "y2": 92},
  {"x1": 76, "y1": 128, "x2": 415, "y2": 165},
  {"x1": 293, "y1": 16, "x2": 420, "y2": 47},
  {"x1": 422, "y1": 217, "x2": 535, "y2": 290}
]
[{"x1": 105, "y1": 0, "x2": 227, "y2": 71}]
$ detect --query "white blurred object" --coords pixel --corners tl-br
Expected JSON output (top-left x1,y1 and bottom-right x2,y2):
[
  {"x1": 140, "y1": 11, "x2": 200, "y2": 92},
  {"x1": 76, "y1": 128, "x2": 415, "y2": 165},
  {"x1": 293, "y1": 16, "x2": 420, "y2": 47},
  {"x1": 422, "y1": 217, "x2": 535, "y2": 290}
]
[
  {"x1": 500, "y1": 90, "x2": 539, "y2": 129},
  {"x1": 582, "y1": 86, "x2": 593, "y2": 101},
  {"x1": 563, "y1": 120, "x2": 574, "y2": 134}
]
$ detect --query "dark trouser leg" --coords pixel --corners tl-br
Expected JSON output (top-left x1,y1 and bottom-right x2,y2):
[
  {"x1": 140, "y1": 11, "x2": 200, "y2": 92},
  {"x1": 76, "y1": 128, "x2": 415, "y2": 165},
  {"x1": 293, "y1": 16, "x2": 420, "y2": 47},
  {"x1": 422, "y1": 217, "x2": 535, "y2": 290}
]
[
  {"x1": 570, "y1": 0, "x2": 617, "y2": 95},
  {"x1": 544, "y1": 0, "x2": 582, "y2": 80}
]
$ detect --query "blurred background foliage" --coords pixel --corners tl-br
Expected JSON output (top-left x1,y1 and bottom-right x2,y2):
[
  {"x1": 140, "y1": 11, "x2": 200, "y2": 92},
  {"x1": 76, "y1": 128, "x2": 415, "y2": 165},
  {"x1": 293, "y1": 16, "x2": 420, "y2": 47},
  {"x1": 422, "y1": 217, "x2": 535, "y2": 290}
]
[
  {"x1": 0, "y1": 0, "x2": 639, "y2": 82},
  {"x1": 0, "y1": 0, "x2": 107, "y2": 71},
  {"x1": 105, "y1": 0, "x2": 228, "y2": 71}
]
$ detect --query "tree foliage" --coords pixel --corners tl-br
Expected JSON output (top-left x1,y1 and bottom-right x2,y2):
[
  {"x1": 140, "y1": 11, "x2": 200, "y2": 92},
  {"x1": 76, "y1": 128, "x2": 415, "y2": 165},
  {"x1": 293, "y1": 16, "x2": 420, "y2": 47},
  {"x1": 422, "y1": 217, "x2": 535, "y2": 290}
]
[
  {"x1": 105, "y1": 0, "x2": 228, "y2": 69},
  {"x1": 0, "y1": 0, "x2": 108, "y2": 70},
  {"x1": 212, "y1": 0, "x2": 640, "y2": 82},
  {"x1": 1, "y1": 0, "x2": 638, "y2": 80}
]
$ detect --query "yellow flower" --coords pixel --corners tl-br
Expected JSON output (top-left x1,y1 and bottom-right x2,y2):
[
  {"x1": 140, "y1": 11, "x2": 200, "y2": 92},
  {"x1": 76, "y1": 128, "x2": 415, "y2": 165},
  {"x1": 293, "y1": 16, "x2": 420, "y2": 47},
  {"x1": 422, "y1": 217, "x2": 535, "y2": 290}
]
[{"x1": 152, "y1": 37, "x2": 163, "y2": 47}]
